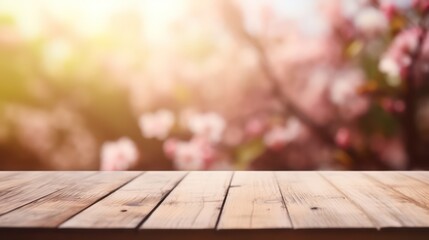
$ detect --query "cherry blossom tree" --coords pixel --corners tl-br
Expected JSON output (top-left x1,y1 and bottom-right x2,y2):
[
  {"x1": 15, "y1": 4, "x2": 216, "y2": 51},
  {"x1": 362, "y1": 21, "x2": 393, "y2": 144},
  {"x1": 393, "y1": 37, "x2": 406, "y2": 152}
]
[{"x1": 0, "y1": 0, "x2": 428, "y2": 170}]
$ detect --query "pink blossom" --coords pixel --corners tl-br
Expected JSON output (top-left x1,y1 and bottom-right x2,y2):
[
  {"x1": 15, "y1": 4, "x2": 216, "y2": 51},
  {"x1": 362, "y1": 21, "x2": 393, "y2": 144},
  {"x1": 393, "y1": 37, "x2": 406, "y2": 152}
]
[
  {"x1": 354, "y1": 7, "x2": 388, "y2": 36},
  {"x1": 139, "y1": 109, "x2": 175, "y2": 140},
  {"x1": 413, "y1": 0, "x2": 429, "y2": 14},
  {"x1": 163, "y1": 138, "x2": 178, "y2": 158},
  {"x1": 263, "y1": 118, "x2": 302, "y2": 150},
  {"x1": 329, "y1": 70, "x2": 369, "y2": 119},
  {"x1": 170, "y1": 138, "x2": 215, "y2": 170},
  {"x1": 330, "y1": 71, "x2": 363, "y2": 105},
  {"x1": 379, "y1": 28, "x2": 423, "y2": 80},
  {"x1": 187, "y1": 112, "x2": 226, "y2": 143},
  {"x1": 245, "y1": 118, "x2": 266, "y2": 137},
  {"x1": 335, "y1": 128, "x2": 351, "y2": 148},
  {"x1": 380, "y1": 3, "x2": 398, "y2": 21},
  {"x1": 100, "y1": 137, "x2": 139, "y2": 171},
  {"x1": 379, "y1": 57, "x2": 401, "y2": 81},
  {"x1": 381, "y1": 98, "x2": 406, "y2": 113}
]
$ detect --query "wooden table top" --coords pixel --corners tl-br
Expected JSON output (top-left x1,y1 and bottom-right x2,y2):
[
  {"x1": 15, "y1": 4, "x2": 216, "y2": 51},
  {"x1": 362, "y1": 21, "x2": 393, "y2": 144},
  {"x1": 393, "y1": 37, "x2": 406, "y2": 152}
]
[{"x1": 0, "y1": 171, "x2": 429, "y2": 240}]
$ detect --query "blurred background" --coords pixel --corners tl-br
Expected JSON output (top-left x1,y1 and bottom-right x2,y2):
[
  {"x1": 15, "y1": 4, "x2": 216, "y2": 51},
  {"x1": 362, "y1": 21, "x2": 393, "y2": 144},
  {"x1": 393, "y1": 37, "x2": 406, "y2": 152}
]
[{"x1": 1, "y1": 0, "x2": 429, "y2": 170}]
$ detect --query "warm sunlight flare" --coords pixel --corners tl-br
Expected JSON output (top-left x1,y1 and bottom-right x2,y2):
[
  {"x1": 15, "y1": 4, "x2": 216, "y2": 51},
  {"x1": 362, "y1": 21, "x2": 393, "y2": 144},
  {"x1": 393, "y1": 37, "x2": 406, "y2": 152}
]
[{"x1": 1, "y1": 0, "x2": 429, "y2": 171}]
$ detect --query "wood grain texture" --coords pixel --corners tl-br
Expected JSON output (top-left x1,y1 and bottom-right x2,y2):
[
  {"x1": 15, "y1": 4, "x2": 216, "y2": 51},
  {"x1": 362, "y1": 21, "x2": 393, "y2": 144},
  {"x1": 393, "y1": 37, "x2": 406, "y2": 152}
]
[
  {"x1": 142, "y1": 171, "x2": 232, "y2": 229},
  {"x1": 61, "y1": 171, "x2": 186, "y2": 229},
  {"x1": 0, "y1": 171, "x2": 429, "y2": 233},
  {"x1": 365, "y1": 172, "x2": 429, "y2": 210},
  {"x1": 402, "y1": 171, "x2": 429, "y2": 185},
  {"x1": 275, "y1": 172, "x2": 374, "y2": 229},
  {"x1": 217, "y1": 171, "x2": 291, "y2": 229},
  {"x1": 0, "y1": 172, "x2": 21, "y2": 181},
  {"x1": 0, "y1": 172, "x2": 50, "y2": 193},
  {"x1": 0, "y1": 172, "x2": 139, "y2": 227},
  {"x1": 321, "y1": 171, "x2": 429, "y2": 228},
  {"x1": 0, "y1": 172, "x2": 44, "y2": 193},
  {"x1": 0, "y1": 172, "x2": 94, "y2": 215}
]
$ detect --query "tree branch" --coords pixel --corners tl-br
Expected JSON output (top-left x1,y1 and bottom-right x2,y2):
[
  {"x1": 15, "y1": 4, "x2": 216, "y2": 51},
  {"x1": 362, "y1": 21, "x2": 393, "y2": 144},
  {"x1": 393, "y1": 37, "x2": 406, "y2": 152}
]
[
  {"x1": 404, "y1": 16, "x2": 428, "y2": 169},
  {"x1": 219, "y1": 0, "x2": 393, "y2": 169},
  {"x1": 246, "y1": 35, "x2": 337, "y2": 145}
]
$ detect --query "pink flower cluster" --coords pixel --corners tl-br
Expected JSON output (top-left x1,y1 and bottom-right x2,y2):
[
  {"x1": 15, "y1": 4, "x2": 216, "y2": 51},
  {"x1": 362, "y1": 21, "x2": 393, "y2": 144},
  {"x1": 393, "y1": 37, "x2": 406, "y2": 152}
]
[
  {"x1": 263, "y1": 118, "x2": 302, "y2": 151},
  {"x1": 187, "y1": 112, "x2": 226, "y2": 143},
  {"x1": 100, "y1": 137, "x2": 139, "y2": 171},
  {"x1": 162, "y1": 111, "x2": 225, "y2": 170},
  {"x1": 335, "y1": 128, "x2": 351, "y2": 149},
  {"x1": 413, "y1": 0, "x2": 429, "y2": 14},
  {"x1": 354, "y1": 7, "x2": 388, "y2": 36},
  {"x1": 245, "y1": 118, "x2": 266, "y2": 138},
  {"x1": 329, "y1": 70, "x2": 369, "y2": 119},
  {"x1": 89, "y1": 0, "x2": 429, "y2": 172},
  {"x1": 139, "y1": 109, "x2": 175, "y2": 140},
  {"x1": 379, "y1": 27, "x2": 423, "y2": 81},
  {"x1": 163, "y1": 137, "x2": 215, "y2": 170}
]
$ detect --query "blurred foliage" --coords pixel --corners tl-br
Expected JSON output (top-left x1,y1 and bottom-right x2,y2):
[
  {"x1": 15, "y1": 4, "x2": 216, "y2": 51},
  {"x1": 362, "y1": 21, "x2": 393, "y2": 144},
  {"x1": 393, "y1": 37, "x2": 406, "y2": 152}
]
[{"x1": 1, "y1": 0, "x2": 429, "y2": 170}]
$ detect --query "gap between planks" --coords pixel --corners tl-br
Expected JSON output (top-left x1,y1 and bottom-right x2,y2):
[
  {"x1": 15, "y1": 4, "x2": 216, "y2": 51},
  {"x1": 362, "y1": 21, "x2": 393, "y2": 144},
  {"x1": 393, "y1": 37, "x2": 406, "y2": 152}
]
[
  {"x1": 321, "y1": 171, "x2": 429, "y2": 228},
  {"x1": 0, "y1": 172, "x2": 140, "y2": 227},
  {"x1": 142, "y1": 171, "x2": 233, "y2": 229},
  {"x1": 217, "y1": 171, "x2": 292, "y2": 229},
  {"x1": 0, "y1": 172, "x2": 98, "y2": 217},
  {"x1": 276, "y1": 171, "x2": 374, "y2": 229},
  {"x1": 1, "y1": 171, "x2": 429, "y2": 230},
  {"x1": 61, "y1": 171, "x2": 188, "y2": 229}
]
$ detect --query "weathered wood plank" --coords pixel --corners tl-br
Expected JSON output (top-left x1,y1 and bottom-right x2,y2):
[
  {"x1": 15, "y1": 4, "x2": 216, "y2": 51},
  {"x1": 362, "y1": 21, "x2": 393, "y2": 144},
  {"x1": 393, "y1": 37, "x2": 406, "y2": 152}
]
[
  {"x1": 142, "y1": 171, "x2": 232, "y2": 229},
  {"x1": 322, "y1": 172, "x2": 429, "y2": 228},
  {"x1": 275, "y1": 172, "x2": 374, "y2": 228},
  {"x1": 402, "y1": 171, "x2": 429, "y2": 185},
  {"x1": 0, "y1": 172, "x2": 140, "y2": 227},
  {"x1": 61, "y1": 171, "x2": 186, "y2": 229},
  {"x1": 217, "y1": 171, "x2": 291, "y2": 229},
  {"x1": 0, "y1": 172, "x2": 43, "y2": 193},
  {"x1": 0, "y1": 171, "x2": 428, "y2": 232},
  {"x1": 0, "y1": 172, "x2": 49, "y2": 192},
  {"x1": 0, "y1": 172, "x2": 94, "y2": 216},
  {"x1": 365, "y1": 172, "x2": 429, "y2": 210},
  {"x1": 0, "y1": 171, "x2": 21, "y2": 181}
]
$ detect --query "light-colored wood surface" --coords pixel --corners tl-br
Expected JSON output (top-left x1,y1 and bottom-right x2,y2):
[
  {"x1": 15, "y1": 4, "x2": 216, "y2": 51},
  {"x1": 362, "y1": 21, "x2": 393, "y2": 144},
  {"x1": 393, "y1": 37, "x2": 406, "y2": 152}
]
[
  {"x1": 61, "y1": 171, "x2": 186, "y2": 228},
  {"x1": 0, "y1": 171, "x2": 429, "y2": 237},
  {"x1": 402, "y1": 171, "x2": 429, "y2": 185},
  {"x1": 0, "y1": 172, "x2": 95, "y2": 215},
  {"x1": 0, "y1": 172, "x2": 139, "y2": 227},
  {"x1": 365, "y1": 172, "x2": 429, "y2": 210},
  {"x1": 218, "y1": 171, "x2": 291, "y2": 229},
  {"x1": 321, "y1": 171, "x2": 429, "y2": 228},
  {"x1": 142, "y1": 171, "x2": 232, "y2": 229},
  {"x1": 276, "y1": 172, "x2": 374, "y2": 228}
]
